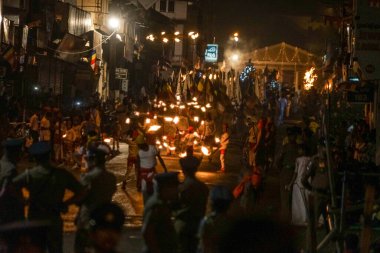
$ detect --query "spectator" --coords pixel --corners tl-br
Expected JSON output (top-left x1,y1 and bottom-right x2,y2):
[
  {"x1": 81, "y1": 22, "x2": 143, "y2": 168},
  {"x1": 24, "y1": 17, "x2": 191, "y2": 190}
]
[
  {"x1": 142, "y1": 172, "x2": 179, "y2": 253},
  {"x1": 175, "y1": 147, "x2": 209, "y2": 253}
]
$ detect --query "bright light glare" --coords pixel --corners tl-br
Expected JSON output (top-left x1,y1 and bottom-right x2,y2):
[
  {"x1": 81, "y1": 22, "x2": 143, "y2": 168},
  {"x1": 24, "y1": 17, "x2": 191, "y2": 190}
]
[
  {"x1": 173, "y1": 116, "x2": 179, "y2": 124},
  {"x1": 215, "y1": 137, "x2": 220, "y2": 143},
  {"x1": 104, "y1": 138, "x2": 111, "y2": 143},
  {"x1": 174, "y1": 38, "x2": 180, "y2": 42},
  {"x1": 164, "y1": 117, "x2": 173, "y2": 122},
  {"x1": 108, "y1": 17, "x2": 120, "y2": 29},
  {"x1": 163, "y1": 37, "x2": 169, "y2": 43},
  {"x1": 174, "y1": 31, "x2": 180, "y2": 35},
  {"x1": 234, "y1": 36, "x2": 239, "y2": 42},
  {"x1": 148, "y1": 125, "x2": 161, "y2": 132},
  {"x1": 232, "y1": 54, "x2": 239, "y2": 61},
  {"x1": 145, "y1": 118, "x2": 151, "y2": 124},
  {"x1": 125, "y1": 118, "x2": 130, "y2": 124},
  {"x1": 201, "y1": 146, "x2": 211, "y2": 156}
]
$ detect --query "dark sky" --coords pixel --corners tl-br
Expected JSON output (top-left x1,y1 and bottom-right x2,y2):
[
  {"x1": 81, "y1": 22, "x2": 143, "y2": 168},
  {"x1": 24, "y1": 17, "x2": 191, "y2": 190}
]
[{"x1": 212, "y1": 0, "x2": 336, "y2": 54}]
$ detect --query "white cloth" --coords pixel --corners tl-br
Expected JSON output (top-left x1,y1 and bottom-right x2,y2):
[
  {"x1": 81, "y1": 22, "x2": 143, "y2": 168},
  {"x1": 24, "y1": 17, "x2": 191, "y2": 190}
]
[
  {"x1": 139, "y1": 145, "x2": 158, "y2": 169},
  {"x1": 291, "y1": 156, "x2": 311, "y2": 226}
]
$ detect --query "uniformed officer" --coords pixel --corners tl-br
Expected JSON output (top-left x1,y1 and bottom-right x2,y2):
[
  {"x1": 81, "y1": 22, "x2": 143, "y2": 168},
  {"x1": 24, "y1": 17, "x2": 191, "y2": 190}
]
[
  {"x1": 87, "y1": 203, "x2": 125, "y2": 253},
  {"x1": 301, "y1": 142, "x2": 330, "y2": 252},
  {"x1": 0, "y1": 138, "x2": 24, "y2": 224},
  {"x1": 13, "y1": 141, "x2": 85, "y2": 253},
  {"x1": 75, "y1": 142, "x2": 117, "y2": 253},
  {"x1": 176, "y1": 147, "x2": 209, "y2": 253},
  {"x1": 142, "y1": 172, "x2": 179, "y2": 253},
  {"x1": 0, "y1": 220, "x2": 50, "y2": 252}
]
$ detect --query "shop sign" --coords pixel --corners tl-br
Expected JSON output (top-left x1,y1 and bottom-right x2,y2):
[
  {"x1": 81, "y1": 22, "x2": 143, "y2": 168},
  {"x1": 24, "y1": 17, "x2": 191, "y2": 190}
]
[
  {"x1": 205, "y1": 44, "x2": 218, "y2": 63},
  {"x1": 354, "y1": 1, "x2": 380, "y2": 79}
]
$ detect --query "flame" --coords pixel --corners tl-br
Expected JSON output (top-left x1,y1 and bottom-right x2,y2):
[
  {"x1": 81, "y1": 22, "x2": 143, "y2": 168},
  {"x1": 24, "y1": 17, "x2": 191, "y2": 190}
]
[
  {"x1": 304, "y1": 67, "x2": 317, "y2": 90},
  {"x1": 179, "y1": 152, "x2": 187, "y2": 158},
  {"x1": 169, "y1": 146, "x2": 176, "y2": 151},
  {"x1": 215, "y1": 137, "x2": 220, "y2": 143},
  {"x1": 148, "y1": 125, "x2": 161, "y2": 132},
  {"x1": 201, "y1": 146, "x2": 210, "y2": 156},
  {"x1": 201, "y1": 107, "x2": 206, "y2": 112},
  {"x1": 62, "y1": 134, "x2": 67, "y2": 138}
]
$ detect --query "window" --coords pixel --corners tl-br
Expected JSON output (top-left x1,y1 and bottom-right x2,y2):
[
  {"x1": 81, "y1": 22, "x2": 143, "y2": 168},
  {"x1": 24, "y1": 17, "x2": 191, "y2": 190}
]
[
  {"x1": 168, "y1": 0, "x2": 175, "y2": 12},
  {"x1": 160, "y1": 0, "x2": 167, "y2": 12}
]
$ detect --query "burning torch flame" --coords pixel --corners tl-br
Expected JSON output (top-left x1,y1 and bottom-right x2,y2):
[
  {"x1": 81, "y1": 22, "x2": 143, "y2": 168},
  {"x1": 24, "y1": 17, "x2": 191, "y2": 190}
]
[
  {"x1": 304, "y1": 67, "x2": 317, "y2": 91},
  {"x1": 148, "y1": 125, "x2": 161, "y2": 132},
  {"x1": 201, "y1": 146, "x2": 211, "y2": 156}
]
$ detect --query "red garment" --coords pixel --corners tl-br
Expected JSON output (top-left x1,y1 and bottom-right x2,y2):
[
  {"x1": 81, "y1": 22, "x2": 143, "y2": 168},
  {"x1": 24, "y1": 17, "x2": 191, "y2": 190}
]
[{"x1": 137, "y1": 167, "x2": 156, "y2": 194}]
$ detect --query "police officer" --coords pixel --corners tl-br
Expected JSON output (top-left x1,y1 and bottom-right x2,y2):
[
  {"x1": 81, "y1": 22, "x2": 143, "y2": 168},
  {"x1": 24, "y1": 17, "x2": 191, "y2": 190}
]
[
  {"x1": 13, "y1": 141, "x2": 85, "y2": 253},
  {"x1": 87, "y1": 203, "x2": 125, "y2": 253},
  {"x1": 142, "y1": 172, "x2": 179, "y2": 253},
  {"x1": 75, "y1": 142, "x2": 117, "y2": 253},
  {"x1": 301, "y1": 142, "x2": 330, "y2": 252},
  {"x1": 0, "y1": 138, "x2": 24, "y2": 224},
  {"x1": 176, "y1": 147, "x2": 209, "y2": 253}
]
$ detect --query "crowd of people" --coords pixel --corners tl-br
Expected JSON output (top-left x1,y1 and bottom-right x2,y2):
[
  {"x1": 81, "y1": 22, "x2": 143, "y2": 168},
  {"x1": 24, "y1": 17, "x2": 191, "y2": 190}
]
[{"x1": 0, "y1": 77, "x2": 378, "y2": 253}]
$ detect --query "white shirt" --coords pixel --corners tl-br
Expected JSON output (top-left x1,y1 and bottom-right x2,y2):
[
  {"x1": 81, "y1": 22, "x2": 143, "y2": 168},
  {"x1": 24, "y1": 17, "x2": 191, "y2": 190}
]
[{"x1": 139, "y1": 145, "x2": 158, "y2": 169}]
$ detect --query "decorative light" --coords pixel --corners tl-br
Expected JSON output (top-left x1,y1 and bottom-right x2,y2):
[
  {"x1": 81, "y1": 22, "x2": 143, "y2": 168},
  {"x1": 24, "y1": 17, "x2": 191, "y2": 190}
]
[
  {"x1": 173, "y1": 116, "x2": 179, "y2": 124},
  {"x1": 125, "y1": 118, "x2": 130, "y2": 124},
  {"x1": 201, "y1": 120, "x2": 205, "y2": 125},
  {"x1": 234, "y1": 32, "x2": 239, "y2": 37},
  {"x1": 135, "y1": 112, "x2": 140, "y2": 116},
  {"x1": 169, "y1": 146, "x2": 176, "y2": 151},
  {"x1": 201, "y1": 107, "x2": 206, "y2": 112},
  {"x1": 206, "y1": 103, "x2": 211, "y2": 108},
  {"x1": 194, "y1": 116, "x2": 199, "y2": 122},
  {"x1": 170, "y1": 104, "x2": 175, "y2": 109},
  {"x1": 156, "y1": 140, "x2": 161, "y2": 145},
  {"x1": 215, "y1": 137, "x2": 220, "y2": 143},
  {"x1": 161, "y1": 31, "x2": 166, "y2": 35},
  {"x1": 174, "y1": 38, "x2": 180, "y2": 42},
  {"x1": 62, "y1": 134, "x2": 67, "y2": 138},
  {"x1": 154, "y1": 115, "x2": 157, "y2": 119},
  {"x1": 232, "y1": 54, "x2": 239, "y2": 61},
  {"x1": 179, "y1": 152, "x2": 187, "y2": 158},
  {"x1": 194, "y1": 140, "x2": 198, "y2": 145},
  {"x1": 240, "y1": 64, "x2": 256, "y2": 82},
  {"x1": 145, "y1": 118, "x2": 151, "y2": 124},
  {"x1": 188, "y1": 31, "x2": 195, "y2": 36},
  {"x1": 163, "y1": 136, "x2": 167, "y2": 140},
  {"x1": 146, "y1": 34, "x2": 155, "y2": 41},
  {"x1": 163, "y1": 38, "x2": 169, "y2": 43},
  {"x1": 104, "y1": 138, "x2": 111, "y2": 143},
  {"x1": 164, "y1": 117, "x2": 173, "y2": 122},
  {"x1": 174, "y1": 31, "x2": 180, "y2": 35},
  {"x1": 179, "y1": 105, "x2": 185, "y2": 109}
]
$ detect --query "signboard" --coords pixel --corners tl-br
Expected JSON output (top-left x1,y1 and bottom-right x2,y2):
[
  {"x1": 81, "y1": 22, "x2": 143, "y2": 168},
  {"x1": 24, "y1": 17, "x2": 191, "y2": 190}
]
[
  {"x1": 347, "y1": 91, "x2": 373, "y2": 103},
  {"x1": 354, "y1": 1, "x2": 380, "y2": 80},
  {"x1": 121, "y1": 79, "x2": 128, "y2": 92},
  {"x1": 205, "y1": 44, "x2": 218, "y2": 63},
  {"x1": 115, "y1": 68, "x2": 128, "y2": 79}
]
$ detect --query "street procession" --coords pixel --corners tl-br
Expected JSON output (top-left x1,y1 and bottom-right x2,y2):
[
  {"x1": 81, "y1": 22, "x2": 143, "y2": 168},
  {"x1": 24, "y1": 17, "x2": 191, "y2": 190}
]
[{"x1": 1, "y1": 0, "x2": 380, "y2": 252}]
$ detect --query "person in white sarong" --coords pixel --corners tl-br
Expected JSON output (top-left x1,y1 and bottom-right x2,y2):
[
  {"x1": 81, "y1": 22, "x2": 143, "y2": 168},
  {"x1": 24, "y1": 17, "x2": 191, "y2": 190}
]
[{"x1": 286, "y1": 145, "x2": 312, "y2": 226}]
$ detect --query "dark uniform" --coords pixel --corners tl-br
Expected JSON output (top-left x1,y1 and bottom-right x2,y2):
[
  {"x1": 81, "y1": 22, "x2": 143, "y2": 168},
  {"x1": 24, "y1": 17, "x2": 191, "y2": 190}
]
[
  {"x1": 142, "y1": 172, "x2": 179, "y2": 253},
  {"x1": 176, "y1": 153, "x2": 209, "y2": 253},
  {"x1": 87, "y1": 203, "x2": 125, "y2": 253},
  {"x1": 75, "y1": 144, "x2": 117, "y2": 253},
  {"x1": 13, "y1": 142, "x2": 84, "y2": 253},
  {"x1": 0, "y1": 138, "x2": 24, "y2": 224},
  {"x1": 301, "y1": 151, "x2": 330, "y2": 252}
]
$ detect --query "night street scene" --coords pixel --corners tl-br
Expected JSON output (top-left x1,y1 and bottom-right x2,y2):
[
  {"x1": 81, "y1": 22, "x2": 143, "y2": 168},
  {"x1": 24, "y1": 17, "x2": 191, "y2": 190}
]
[{"x1": 1, "y1": 0, "x2": 380, "y2": 252}]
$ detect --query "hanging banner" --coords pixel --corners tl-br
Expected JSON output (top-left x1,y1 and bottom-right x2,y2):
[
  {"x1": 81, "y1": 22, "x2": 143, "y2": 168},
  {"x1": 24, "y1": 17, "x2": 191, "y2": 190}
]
[
  {"x1": 138, "y1": 0, "x2": 159, "y2": 10},
  {"x1": 354, "y1": 0, "x2": 380, "y2": 80}
]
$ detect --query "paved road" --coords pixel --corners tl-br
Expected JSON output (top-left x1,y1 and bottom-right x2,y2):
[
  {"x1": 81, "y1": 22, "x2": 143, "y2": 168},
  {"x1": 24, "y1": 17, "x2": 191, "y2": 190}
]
[{"x1": 63, "y1": 119, "x2": 338, "y2": 253}]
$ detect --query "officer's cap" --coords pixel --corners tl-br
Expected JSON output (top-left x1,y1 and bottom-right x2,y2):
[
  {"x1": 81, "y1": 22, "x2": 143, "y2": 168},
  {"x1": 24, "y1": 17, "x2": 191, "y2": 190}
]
[
  {"x1": 86, "y1": 143, "x2": 110, "y2": 158},
  {"x1": 1, "y1": 138, "x2": 24, "y2": 148},
  {"x1": 154, "y1": 172, "x2": 179, "y2": 187},
  {"x1": 89, "y1": 203, "x2": 125, "y2": 231},
  {"x1": 29, "y1": 141, "x2": 51, "y2": 156}
]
